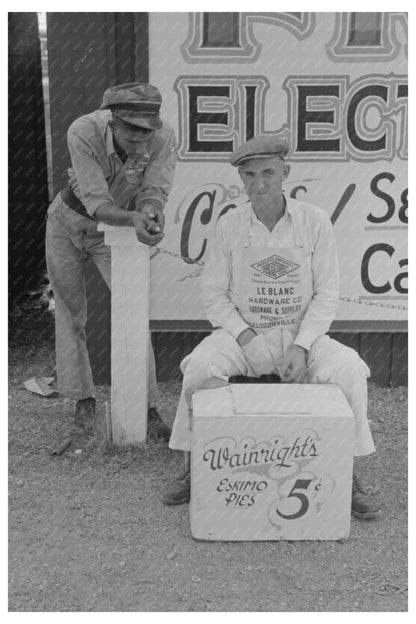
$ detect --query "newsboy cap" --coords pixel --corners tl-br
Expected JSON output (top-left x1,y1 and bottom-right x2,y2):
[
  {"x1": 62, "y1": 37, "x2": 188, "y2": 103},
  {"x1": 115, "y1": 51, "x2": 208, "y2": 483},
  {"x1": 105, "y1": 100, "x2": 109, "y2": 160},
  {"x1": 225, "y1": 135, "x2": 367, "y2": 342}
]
[
  {"x1": 101, "y1": 83, "x2": 163, "y2": 130},
  {"x1": 230, "y1": 136, "x2": 289, "y2": 167}
]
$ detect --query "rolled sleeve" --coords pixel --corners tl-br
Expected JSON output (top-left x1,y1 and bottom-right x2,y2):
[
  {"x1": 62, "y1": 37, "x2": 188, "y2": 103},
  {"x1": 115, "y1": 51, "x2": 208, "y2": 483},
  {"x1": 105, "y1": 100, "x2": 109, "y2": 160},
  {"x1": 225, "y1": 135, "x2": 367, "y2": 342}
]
[
  {"x1": 294, "y1": 211, "x2": 339, "y2": 350},
  {"x1": 135, "y1": 124, "x2": 177, "y2": 212},
  {"x1": 201, "y1": 218, "x2": 250, "y2": 340},
  {"x1": 67, "y1": 126, "x2": 115, "y2": 217}
]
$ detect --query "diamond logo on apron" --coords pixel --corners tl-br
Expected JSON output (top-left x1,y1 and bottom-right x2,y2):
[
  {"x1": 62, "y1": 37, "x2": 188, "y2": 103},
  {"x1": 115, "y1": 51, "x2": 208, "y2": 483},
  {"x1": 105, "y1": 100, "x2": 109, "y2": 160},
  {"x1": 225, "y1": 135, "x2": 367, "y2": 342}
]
[{"x1": 251, "y1": 254, "x2": 300, "y2": 280}]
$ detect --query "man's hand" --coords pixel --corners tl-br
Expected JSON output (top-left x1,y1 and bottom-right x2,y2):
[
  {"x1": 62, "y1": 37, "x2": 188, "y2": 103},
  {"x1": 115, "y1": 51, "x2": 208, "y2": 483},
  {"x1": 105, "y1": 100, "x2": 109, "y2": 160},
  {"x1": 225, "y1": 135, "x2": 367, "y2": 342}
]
[
  {"x1": 94, "y1": 202, "x2": 164, "y2": 246},
  {"x1": 140, "y1": 203, "x2": 165, "y2": 234},
  {"x1": 130, "y1": 212, "x2": 164, "y2": 246},
  {"x1": 240, "y1": 332, "x2": 275, "y2": 376},
  {"x1": 281, "y1": 344, "x2": 307, "y2": 383}
]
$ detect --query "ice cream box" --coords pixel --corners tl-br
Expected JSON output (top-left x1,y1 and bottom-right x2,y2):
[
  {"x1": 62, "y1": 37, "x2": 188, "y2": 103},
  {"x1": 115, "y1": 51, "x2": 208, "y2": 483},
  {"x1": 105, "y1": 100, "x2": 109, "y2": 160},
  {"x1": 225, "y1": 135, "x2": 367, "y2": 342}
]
[{"x1": 190, "y1": 384, "x2": 354, "y2": 541}]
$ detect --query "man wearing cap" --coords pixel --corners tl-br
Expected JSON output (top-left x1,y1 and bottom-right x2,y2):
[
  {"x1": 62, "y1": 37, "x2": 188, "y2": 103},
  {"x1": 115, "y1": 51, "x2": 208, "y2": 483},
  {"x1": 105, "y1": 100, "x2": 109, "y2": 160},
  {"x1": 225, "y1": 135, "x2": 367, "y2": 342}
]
[
  {"x1": 161, "y1": 135, "x2": 380, "y2": 520},
  {"x1": 45, "y1": 83, "x2": 177, "y2": 437}
]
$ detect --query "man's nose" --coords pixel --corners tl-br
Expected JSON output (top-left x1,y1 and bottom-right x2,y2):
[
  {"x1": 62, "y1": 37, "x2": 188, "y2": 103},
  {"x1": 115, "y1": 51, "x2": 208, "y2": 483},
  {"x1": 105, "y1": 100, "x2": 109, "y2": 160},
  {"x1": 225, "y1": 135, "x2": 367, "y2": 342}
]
[{"x1": 252, "y1": 176, "x2": 266, "y2": 192}]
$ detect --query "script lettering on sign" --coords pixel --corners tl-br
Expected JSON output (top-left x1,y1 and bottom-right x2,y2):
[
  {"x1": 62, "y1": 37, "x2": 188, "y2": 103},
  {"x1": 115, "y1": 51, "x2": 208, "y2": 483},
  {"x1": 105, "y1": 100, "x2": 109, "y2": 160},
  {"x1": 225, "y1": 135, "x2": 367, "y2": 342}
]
[
  {"x1": 201, "y1": 431, "x2": 337, "y2": 520},
  {"x1": 203, "y1": 431, "x2": 318, "y2": 477}
]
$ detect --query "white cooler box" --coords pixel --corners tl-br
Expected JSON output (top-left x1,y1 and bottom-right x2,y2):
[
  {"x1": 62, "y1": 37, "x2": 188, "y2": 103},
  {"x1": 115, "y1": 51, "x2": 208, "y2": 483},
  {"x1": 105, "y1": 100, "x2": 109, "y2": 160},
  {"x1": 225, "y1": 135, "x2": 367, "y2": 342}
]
[{"x1": 191, "y1": 384, "x2": 354, "y2": 541}]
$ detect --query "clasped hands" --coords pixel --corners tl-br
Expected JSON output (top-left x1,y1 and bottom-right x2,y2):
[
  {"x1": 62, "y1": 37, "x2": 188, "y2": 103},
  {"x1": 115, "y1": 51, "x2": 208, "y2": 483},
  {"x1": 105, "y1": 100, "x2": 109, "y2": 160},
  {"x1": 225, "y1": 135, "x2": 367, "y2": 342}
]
[
  {"x1": 237, "y1": 327, "x2": 307, "y2": 382},
  {"x1": 130, "y1": 203, "x2": 165, "y2": 246}
]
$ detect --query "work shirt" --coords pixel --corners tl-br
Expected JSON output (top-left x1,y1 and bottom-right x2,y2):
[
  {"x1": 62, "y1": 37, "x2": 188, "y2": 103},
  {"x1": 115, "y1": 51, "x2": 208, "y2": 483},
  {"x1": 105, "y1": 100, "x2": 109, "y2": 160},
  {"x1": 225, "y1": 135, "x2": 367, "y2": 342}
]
[
  {"x1": 66, "y1": 110, "x2": 177, "y2": 217},
  {"x1": 201, "y1": 196, "x2": 340, "y2": 351}
]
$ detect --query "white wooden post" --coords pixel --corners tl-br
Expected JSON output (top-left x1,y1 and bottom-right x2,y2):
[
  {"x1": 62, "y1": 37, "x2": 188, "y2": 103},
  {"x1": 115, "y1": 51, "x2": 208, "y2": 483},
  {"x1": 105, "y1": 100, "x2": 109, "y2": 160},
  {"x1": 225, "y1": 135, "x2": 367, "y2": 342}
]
[{"x1": 98, "y1": 223, "x2": 150, "y2": 445}]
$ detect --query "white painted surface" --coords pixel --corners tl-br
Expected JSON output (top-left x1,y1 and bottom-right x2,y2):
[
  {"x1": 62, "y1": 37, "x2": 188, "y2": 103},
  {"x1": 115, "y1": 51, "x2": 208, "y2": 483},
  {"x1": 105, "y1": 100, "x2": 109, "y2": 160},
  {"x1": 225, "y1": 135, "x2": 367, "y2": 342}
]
[
  {"x1": 149, "y1": 12, "x2": 408, "y2": 323},
  {"x1": 191, "y1": 383, "x2": 354, "y2": 540},
  {"x1": 99, "y1": 223, "x2": 149, "y2": 444}
]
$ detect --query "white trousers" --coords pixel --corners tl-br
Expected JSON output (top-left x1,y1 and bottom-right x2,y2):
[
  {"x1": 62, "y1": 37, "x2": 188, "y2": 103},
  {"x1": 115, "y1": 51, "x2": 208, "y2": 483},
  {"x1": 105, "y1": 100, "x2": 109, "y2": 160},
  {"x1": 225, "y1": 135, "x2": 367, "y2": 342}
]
[{"x1": 169, "y1": 330, "x2": 376, "y2": 457}]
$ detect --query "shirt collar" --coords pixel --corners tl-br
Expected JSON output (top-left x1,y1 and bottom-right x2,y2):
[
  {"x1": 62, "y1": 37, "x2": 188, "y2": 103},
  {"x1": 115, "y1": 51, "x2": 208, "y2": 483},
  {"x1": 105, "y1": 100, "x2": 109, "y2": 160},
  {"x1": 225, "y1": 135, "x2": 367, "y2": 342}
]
[
  {"x1": 105, "y1": 122, "x2": 117, "y2": 158},
  {"x1": 284, "y1": 195, "x2": 296, "y2": 216},
  {"x1": 248, "y1": 193, "x2": 292, "y2": 226}
]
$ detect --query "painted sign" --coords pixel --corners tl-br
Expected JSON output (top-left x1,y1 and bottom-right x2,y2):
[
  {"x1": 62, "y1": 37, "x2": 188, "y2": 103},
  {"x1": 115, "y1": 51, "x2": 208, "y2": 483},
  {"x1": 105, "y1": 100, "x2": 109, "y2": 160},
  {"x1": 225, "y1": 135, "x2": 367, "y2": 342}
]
[
  {"x1": 149, "y1": 12, "x2": 408, "y2": 324},
  {"x1": 191, "y1": 384, "x2": 354, "y2": 540}
]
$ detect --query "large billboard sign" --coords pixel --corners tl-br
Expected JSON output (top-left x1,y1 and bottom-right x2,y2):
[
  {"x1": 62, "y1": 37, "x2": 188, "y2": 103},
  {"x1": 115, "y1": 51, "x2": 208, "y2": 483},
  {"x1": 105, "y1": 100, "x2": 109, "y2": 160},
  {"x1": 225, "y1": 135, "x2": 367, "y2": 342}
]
[{"x1": 149, "y1": 12, "x2": 408, "y2": 327}]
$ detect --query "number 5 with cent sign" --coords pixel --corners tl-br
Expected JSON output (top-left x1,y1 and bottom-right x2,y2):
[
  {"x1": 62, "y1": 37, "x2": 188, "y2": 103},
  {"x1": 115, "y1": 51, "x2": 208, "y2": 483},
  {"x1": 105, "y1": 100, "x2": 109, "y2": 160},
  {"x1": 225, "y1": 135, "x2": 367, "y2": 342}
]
[{"x1": 268, "y1": 474, "x2": 337, "y2": 527}]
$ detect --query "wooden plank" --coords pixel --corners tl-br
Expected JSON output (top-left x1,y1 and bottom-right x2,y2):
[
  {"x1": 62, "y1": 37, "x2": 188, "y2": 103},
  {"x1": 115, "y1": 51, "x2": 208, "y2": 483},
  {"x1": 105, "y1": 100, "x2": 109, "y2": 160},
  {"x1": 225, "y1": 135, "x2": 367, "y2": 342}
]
[
  {"x1": 113, "y1": 13, "x2": 136, "y2": 83},
  {"x1": 191, "y1": 332, "x2": 210, "y2": 350},
  {"x1": 9, "y1": 13, "x2": 49, "y2": 303},
  {"x1": 330, "y1": 320, "x2": 408, "y2": 333},
  {"x1": 109, "y1": 238, "x2": 150, "y2": 444},
  {"x1": 149, "y1": 320, "x2": 408, "y2": 333},
  {"x1": 133, "y1": 13, "x2": 149, "y2": 82},
  {"x1": 390, "y1": 333, "x2": 408, "y2": 387},
  {"x1": 152, "y1": 331, "x2": 407, "y2": 387},
  {"x1": 183, "y1": 332, "x2": 196, "y2": 360},
  {"x1": 330, "y1": 332, "x2": 360, "y2": 351},
  {"x1": 47, "y1": 13, "x2": 112, "y2": 193},
  {"x1": 154, "y1": 332, "x2": 184, "y2": 381},
  {"x1": 359, "y1": 333, "x2": 392, "y2": 387},
  {"x1": 47, "y1": 12, "x2": 143, "y2": 193},
  {"x1": 153, "y1": 331, "x2": 210, "y2": 381}
]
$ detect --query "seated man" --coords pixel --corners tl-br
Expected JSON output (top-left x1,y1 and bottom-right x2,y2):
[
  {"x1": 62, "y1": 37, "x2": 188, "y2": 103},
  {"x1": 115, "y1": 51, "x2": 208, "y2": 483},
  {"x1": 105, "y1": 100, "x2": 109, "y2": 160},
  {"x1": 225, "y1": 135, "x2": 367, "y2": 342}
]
[{"x1": 162, "y1": 136, "x2": 381, "y2": 520}]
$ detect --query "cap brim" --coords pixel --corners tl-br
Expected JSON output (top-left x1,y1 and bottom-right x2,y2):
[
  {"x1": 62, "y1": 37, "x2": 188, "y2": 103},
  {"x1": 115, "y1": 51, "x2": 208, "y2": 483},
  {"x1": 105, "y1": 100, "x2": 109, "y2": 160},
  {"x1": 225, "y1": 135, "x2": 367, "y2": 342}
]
[
  {"x1": 116, "y1": 114, "x2": 162, "y2": 130},
  {"x1": 233, "y1": 153, "x2": 286, "y2": 167}
]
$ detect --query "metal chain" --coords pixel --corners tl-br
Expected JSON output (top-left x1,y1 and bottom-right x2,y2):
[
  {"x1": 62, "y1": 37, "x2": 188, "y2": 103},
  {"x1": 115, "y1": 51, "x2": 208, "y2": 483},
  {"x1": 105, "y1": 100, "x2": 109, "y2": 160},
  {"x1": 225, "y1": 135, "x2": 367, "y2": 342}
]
[
  {"x1": 339, "y1": 296, "x2": 407, "y2": 311},
  {"x1": 149, "y1": 245, "x2": 205, "y2": 266},
  {"x1": 150, "y1": 247, "x2": 408, "y2": 310}
]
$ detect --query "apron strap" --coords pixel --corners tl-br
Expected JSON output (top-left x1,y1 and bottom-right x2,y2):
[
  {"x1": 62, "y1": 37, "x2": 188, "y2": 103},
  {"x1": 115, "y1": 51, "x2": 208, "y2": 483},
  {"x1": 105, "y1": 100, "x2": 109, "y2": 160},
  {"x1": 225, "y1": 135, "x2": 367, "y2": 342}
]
[
  {"x1": 243, "y1": 208, "x2": 252, "y2": 247},
  {"x1": 290, "y1": 204, "x2": 312, "y2": 255},
  {"x1": 243, "y1": 199, "x2": 313, "y2": 255}
]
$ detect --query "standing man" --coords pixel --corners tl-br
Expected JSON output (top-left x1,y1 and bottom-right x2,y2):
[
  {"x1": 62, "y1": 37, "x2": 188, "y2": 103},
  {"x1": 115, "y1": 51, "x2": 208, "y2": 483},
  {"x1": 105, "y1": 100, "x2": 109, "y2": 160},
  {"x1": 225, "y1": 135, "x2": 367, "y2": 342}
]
[
  {"x1": 46, "y1": 83, "x2": 177, "y2": 438},
  {"x1": 162, "y1": 135, "x2": 381, "y2": 520}
]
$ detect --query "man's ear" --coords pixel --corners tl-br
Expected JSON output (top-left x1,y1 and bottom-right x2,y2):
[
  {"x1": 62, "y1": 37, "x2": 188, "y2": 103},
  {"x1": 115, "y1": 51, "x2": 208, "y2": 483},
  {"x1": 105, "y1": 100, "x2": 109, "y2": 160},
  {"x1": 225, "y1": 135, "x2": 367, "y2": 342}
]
[
  {"x1": 282, "y1": 163, "x2": 290, "y2": 180},
  {"x1": 108, "y1": 119, "x2": 115, "y2": 134},
  {"x1": 238, "y1": 166, "x2": 244, "y2": 182}
]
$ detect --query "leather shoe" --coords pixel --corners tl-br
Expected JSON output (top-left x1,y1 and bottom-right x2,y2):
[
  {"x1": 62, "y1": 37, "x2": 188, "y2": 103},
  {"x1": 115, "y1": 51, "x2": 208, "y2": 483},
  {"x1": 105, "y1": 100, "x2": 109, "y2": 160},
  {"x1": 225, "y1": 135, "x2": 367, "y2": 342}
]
[
  {"x1": 74, "y1": 397, "x2": 96, "y2": 434},
  {"x1": 161, "y1": 471, "x2": 191, "y2": 505},
  {"x1": 352, "y1": 474, "x2": 381, "y2": 519},
  {"x1": 148, "y1": 406, "x2": 171, "y2": 441}
]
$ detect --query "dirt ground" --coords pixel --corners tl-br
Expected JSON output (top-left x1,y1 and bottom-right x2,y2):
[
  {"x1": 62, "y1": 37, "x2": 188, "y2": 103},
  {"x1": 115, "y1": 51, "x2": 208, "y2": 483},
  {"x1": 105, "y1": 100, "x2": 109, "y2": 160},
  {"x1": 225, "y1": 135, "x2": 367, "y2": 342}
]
[{"x1": 8, "y1": 309, "x2": 408, "y2": 612}]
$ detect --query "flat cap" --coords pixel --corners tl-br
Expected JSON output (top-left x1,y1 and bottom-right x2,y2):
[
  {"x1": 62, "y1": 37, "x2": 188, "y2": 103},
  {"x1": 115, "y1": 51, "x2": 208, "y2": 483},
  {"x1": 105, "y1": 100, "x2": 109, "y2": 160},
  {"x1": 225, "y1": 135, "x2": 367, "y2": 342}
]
[
  {"x1": 230, "y1": 136, "x2": 289, "y2": 167},
  {"x1": 101, "y1": 82, "x2": 162, "y2": 130}
]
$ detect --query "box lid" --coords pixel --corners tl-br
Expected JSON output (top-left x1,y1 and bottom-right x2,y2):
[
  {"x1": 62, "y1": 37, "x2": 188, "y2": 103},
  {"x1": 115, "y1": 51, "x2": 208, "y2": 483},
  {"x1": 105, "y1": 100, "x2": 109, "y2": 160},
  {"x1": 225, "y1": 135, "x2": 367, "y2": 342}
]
[
  {"x1": 192, "y1": 383, "x2": 353, "y2": 419},
  {"x1": 230, "y1": 384, "x2": 310, "y2": 414}
]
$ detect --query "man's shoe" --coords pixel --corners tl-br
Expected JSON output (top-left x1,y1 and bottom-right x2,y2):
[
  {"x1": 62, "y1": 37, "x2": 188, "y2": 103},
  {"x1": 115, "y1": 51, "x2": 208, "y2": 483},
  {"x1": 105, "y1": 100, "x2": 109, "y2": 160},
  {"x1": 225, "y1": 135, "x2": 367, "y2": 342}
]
[
  {"x1": 74, "y1": 397, "x2": 96, "y2": 434},
  {"x1": 161, "y1": 471, "x2": 191, "y2": 506},
  {"x1": 148, "y1": 406, "x2": 171, "y2": 441},
  {"x1": 351, "y1": 474, "x2": 381, "y2": 519}
]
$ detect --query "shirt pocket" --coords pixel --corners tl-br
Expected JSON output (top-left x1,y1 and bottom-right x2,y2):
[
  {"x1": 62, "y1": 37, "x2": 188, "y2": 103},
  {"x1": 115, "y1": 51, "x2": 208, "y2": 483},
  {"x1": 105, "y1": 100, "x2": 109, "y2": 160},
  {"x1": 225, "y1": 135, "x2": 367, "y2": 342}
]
[{"x1": 124, "y1": 155, "x2": 150, "y2": 186}]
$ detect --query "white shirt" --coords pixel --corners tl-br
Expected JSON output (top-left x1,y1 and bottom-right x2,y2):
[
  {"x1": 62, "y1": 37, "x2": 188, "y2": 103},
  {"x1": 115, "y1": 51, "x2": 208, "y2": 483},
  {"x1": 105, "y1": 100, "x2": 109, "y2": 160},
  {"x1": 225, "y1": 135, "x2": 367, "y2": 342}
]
[{"x1": 201, "y1": 196, "x2": 340, "y2": 351}]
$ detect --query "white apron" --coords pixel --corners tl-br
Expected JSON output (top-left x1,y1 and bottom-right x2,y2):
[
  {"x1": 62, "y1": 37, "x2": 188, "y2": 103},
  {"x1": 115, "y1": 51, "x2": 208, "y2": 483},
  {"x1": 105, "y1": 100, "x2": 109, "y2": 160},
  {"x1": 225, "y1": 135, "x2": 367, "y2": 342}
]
[{"x1": 238, "y1": 209, "x2": 313, "y2": 338}]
